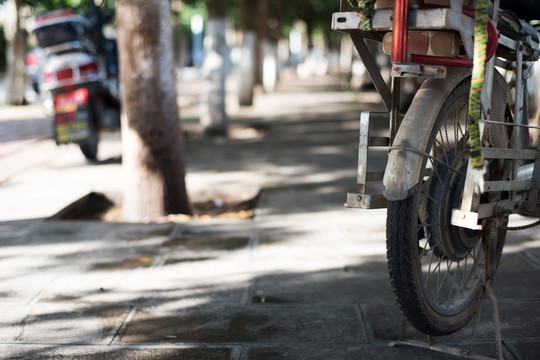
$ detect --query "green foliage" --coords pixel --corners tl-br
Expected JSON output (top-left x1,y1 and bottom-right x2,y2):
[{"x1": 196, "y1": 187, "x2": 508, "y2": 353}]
[
  {"x1": 177, "y1": 1, "x2": 207, "y2": 29},
  {"x1": 5, "y1": 0, "x2": 338, "y2": 32},
  {"x1": 286, "y1": 0, "x2": 340, "y2": 29},
  {"x1": 179, "y1": 0, "x2": 338, "y2": 35},
  {"x1": 3, "y1": 0, "x2": 339, "y2": 42},
  {"x1": 176, "y1": 0, "x2": 241, "y2": 28}
]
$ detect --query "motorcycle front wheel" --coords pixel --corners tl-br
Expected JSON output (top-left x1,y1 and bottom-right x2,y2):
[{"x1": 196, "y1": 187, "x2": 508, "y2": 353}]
[{"x1": 386, "y1": 77, "x2": 508, "y2": 336}]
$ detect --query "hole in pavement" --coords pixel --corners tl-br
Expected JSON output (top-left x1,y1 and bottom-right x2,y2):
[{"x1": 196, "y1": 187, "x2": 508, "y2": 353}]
[{"x1": 49, "y1": 192, "x2": 114, "y2": 220}]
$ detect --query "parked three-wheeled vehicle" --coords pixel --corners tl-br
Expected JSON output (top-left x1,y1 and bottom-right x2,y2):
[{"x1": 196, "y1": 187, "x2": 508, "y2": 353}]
[{"x1": 32, "y1": 9, "x2": 120, "y2": 160}]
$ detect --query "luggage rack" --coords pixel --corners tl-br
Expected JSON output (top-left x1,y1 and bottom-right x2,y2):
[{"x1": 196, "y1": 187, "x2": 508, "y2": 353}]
[
  {"x1": 335, "y1": 0, "x2": 539, "y2": 212},
  {"x1": 332, "y1": 5, "x2": 475, "y2": 58}
]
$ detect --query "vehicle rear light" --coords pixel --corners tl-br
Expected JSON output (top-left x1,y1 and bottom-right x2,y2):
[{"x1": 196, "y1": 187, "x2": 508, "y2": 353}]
[
  {"x1": 43, "y1": 70, "x2": 55, "y2": 85},
  {"x1": 42, "y1": 61, "x2": 99, "y2": 87},
  {"x1": 79, "y1": 62, "x2": 99, "y2": 77},
  {"x1": 26, "y1": 53, "x2": 41, "y2": 67},
  {"x1": 43, "y1": 67, "x2": 73, "y2": 87},
  {"x1": 382, "y1": 30, "x2": 460, "y2": 57},
  {"x1": 56, "y1": 67, "x2": 75, "y2": 81}
]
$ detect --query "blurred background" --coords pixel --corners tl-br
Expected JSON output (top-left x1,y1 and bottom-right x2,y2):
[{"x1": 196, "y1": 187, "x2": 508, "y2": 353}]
[{"x1": 0, "y1": 0, "x2": 378, "y2": 108}]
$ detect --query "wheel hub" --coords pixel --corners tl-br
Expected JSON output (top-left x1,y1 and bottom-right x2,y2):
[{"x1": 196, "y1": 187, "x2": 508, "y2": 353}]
[{"x1": 427, "y1": 150, "x2": 481, "y2": 261}]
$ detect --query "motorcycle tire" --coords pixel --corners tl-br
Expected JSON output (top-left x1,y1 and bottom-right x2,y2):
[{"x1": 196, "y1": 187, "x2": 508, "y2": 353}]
[
  {"x1": 386, "y1": 76, "x2": 509, "y2": 336},
  {"x1": 79, "y1": 124, "x2": 98, "y2": 161},
  {"x1": 79, "y1": 93, "x2": 103, "y2": 161}
]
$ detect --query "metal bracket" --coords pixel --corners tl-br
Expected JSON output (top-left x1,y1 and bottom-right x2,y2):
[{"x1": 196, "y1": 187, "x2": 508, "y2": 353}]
[
  {"x1": 392, "y1": 278, "x2": 505, "y2": 360},
  {"x1": 391, "y1": 63, "x2": 446, "y2": 78},
  {"x1": 332, "y1": 12, "x2": 365, "y2": 32},
  {"x1": 451, "y1": 210, "x2": 483, "y2": 231},
  {"x1": 526, "y1": 138, "x2": 540, "y2": 213},
  {"x1": 345, "y1": 112, "x2": 391, "y2": 210},
  {"x1": 345, "y1": 193, "x2": 387, "y2": 209},
  {"x1": 349, "y1": 32, "x2": 392, "y2": 112},
  {"x1": 452, "y1": 162, "x2": 486, "y2": 230},
  {"x1": 390, "y1": 315, "x2": 505, "y2": 360}
]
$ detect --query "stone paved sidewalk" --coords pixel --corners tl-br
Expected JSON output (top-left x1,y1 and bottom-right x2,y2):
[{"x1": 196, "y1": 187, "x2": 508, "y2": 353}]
[{"x1": 0, "y1": 74, "x2": 539, "y2": 359}]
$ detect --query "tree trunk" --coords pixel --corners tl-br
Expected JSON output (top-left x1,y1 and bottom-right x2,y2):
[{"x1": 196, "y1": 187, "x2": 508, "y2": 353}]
[
  {"x1": 117, "y1": 0, "x2": 190, "y2": 222},
  {"x1": 4, "y1": 0, "x2": 26, "y2": 105},
  {"x1": 237, "y1": 0, "x2": 257, "y2": 106},
  {"x1": 201, "y1": 0, "x2": 228, "y2": 136},
  {"x1": 255, "y1": 0, "x2": 269, "y2": 86}
]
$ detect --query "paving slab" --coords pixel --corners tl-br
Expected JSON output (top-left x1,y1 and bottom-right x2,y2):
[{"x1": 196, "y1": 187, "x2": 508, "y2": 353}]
[
  {"x1": 1, "y1": 74, "x2": 539, "y2": 360},
  {"x1": 245, "y1": 344, "x2": 459, "y2": 360},
  {"x1": 36, "y1": 264, "x2": 250, "y2": 309},
  {"x1": 1, "y1": 344, "x2": 234, "y2": 360},
  {"x1": 251, "y1": 265, "x2": 395, "y2": 306},
  {"x1": 118, "y1": 304, "x2": 366, "y2": 345},
  {"x1": 505, "y1": 340, "x2": 540, "y2": 360},
  {"x1": 0, "y1": 220, "x2": 43, "y2": 240},
  {"x1": 11, "y1": 304, "x2": 130, "y2": 345},
  {"x1": 0, "y1": 305, "x2": 33, "y2": 342}
]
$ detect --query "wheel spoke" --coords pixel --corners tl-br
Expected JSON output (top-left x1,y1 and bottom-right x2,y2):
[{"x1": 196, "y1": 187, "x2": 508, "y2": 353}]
[
  {"x1": 426, "y1": 193, "x2": 441, "y2": 206},
  {"x1": 435, "y1": 258, "x2": 451, "y2": 304},
  {"x1": 428, "y1": 157, "x2": 445, "y2": 186},
  {"x1": 447, "y1": 261, "x2": 463, "y2": 306},
  {"x1": 420, "y1": 96, "x2": 483, "y2": 310}
]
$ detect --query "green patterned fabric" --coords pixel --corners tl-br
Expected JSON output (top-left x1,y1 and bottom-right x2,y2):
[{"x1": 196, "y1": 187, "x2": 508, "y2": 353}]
[
  {"x1": 467, "y1": 0, "x2": 490, "y2": 169},
  {"x1": 347, "y1": 0, "x2": 376, "y2": 30}
]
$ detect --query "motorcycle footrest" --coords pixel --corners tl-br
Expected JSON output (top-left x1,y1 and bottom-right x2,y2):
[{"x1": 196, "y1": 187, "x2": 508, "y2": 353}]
[{"x1": 346, "y1": 192, "x2": 388, "y2": 209}]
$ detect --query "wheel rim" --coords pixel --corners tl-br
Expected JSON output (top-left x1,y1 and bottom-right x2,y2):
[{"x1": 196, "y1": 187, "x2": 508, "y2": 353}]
[{"x1": 416, "y1": 94, "x2": 485, "y2": 317}]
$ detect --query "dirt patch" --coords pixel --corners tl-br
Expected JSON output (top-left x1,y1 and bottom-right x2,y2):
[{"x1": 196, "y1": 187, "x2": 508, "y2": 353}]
[
  {"x1": 91, "y1": 256, "x2": 155, "y2": 271},
  {"x1": 164, "y1": 257, "x2": 216, "y2": 265},
  {"x1": 164, "y1": 235, "x2": 251, "y2": 251},
  {"x1": 52, "y1": 191, "x2": 259, "y2": 222},
  {"x1": 184, "y1": 123, "x2": 270, "y2": 140},
  {"x1": 189, "y1": 194, "x2": 259, "y2": 219},
  {"x1": 252, "y1": 295, "x2": 292, "y2": 304},
  {"x1": 120, "y1": 312, "x2": 270, "y2": 343}
]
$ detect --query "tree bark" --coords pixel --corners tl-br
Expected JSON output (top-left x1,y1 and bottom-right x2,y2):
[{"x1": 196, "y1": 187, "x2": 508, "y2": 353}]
[
  {"x1": 255, "y1": 0, "x2": 269, "y2": 85},
  {"x1": 117, "y1": 0, "x2": 190, "y2": 222},
  {"x1": 237, "y1": 0, "x2": 257, "y2": 106},
  {"x1": 201, "y1": 0, "x2": 228, "y2": 136},
  {"x1": 4, "y1": 0, "x2": 26, "y2": 105}
]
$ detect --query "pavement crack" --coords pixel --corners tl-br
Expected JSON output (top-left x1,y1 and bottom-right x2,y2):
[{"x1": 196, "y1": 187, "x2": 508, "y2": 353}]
[{"x1": 108, "y1": 306, "x2": 137, "y2": 345}]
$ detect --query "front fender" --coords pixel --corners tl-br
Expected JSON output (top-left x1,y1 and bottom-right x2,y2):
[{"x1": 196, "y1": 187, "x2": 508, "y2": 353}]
[{"x1": 383, "y1": 68, "x2": 471, "y2": 201}]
